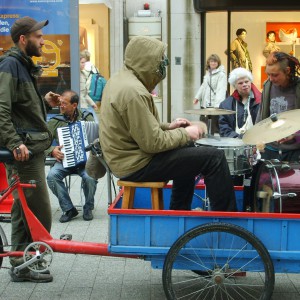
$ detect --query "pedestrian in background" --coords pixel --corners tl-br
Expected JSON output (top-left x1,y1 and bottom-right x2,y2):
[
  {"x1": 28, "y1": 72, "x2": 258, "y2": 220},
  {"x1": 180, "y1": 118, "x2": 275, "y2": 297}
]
[
  {"x1": 193, "y1": 54, "x2": 227, "y2": 134},
  {"x1": 80, "y1": 52, "x2": 98, "y2": 121}
]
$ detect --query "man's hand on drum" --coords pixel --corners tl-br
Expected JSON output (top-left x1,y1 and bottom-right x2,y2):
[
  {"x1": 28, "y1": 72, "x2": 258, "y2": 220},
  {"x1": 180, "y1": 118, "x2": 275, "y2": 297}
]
[
  {"x1": 169, "y1": 118, "x2": 191, "y2": 129},
  {"x1": 191, "y1": 121, "x2": 208, "y2": 137},
  {"x1": 256, "y1": 142, "x2": 266, "y2": 153},
  {"x1": 278, "y1": 134, "x2": 295, "y2": 145},
  {"x1": 185, "y1": 124, "x2": 207, "y2": 142}
]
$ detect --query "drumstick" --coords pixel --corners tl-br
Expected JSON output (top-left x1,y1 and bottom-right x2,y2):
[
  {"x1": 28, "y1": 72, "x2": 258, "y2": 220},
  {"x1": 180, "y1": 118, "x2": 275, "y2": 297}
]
[{"x1": 257, "y1": 185, "x2": 273, "y2": 212}]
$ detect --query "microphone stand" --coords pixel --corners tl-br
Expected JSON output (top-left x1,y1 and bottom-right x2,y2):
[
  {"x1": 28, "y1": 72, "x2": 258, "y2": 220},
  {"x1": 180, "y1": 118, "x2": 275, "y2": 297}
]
[
  {"x1": 207, "y1": 69, "x2": 212, "y2": 135},
  {"x1": 209, "y1": 69, "x2": 212, "y2": 107}
]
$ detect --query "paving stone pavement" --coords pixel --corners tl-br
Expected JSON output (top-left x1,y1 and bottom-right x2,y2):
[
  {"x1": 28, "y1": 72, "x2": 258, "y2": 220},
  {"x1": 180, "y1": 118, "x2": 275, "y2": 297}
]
[{"x1": 1, "y1": 170, "x2": 300, "y2": 299}]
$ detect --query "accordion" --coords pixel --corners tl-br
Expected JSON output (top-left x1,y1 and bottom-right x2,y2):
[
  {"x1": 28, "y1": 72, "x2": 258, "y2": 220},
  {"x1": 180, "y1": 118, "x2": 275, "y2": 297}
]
[{"x1": 57, "y1": 121, "x2": 89, "y2": 168}]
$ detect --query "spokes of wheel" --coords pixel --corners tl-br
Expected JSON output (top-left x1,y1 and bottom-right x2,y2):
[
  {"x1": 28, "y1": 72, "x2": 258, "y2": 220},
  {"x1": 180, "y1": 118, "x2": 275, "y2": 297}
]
[
  {"x1": 23, "y1": 242, "x2": 53, "y2": 273},
  {"x1": 162, "y1": 223, "x2": 274, "y2": 300}
]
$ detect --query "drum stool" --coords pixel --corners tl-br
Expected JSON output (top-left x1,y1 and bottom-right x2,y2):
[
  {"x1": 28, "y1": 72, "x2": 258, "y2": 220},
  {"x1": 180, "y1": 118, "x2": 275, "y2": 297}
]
[{"x1": 117, "y1": 180, "x2": 167, "y2": 210}]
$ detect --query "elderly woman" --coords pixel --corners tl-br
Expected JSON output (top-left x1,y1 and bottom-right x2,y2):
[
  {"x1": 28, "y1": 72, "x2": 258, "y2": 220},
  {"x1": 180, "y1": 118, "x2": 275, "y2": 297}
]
[{"x1": 219, "y1": 67, "x2": 261, "y2": 138}]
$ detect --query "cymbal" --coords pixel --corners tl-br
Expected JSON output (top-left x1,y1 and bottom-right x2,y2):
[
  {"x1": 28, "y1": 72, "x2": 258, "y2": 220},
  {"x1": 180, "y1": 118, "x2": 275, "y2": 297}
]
[
  {"x1": 185, "y1": 108, "x2": 235, "y2": 116},
  {"x1": 243, "y1": 109, "x2": 300, "y2": 144}
]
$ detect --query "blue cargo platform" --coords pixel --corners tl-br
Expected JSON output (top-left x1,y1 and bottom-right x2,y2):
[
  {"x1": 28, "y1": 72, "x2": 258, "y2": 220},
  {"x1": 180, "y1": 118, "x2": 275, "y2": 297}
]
[{"x1": 108, "y1": 184, "x2": 300, "y2": 274}]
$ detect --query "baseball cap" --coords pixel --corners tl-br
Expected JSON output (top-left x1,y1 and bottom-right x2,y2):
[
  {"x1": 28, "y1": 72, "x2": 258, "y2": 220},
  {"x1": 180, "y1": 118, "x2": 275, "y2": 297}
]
[{"x1": 10, "y1": 16, "x2": 49, "y2": 43}]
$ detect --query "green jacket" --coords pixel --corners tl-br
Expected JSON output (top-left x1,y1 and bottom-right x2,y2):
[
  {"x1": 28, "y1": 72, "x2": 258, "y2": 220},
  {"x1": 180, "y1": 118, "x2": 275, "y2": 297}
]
[
  {"x1": 0, "y1": 47, "x2": 52, "y2": 153},
  {"x1": 256, "y1": 79, "x2": 300, "y2": 151},
  {"x1": 45, "y1": 109, "x2": 94, "y2": 156},
  {"x1": 100, "y1": 36, "x2": 190, "y2": 178}
]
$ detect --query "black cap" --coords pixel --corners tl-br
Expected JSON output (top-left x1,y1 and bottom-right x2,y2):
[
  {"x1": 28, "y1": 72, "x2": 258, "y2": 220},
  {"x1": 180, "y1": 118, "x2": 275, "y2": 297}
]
[{"x1": 10, "y1": 16, "x2": 49, "y2": 43}]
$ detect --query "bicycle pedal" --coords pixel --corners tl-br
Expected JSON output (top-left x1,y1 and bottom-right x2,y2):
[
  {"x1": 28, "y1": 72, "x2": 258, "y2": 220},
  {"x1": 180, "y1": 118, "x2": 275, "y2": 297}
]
[{"x1": 60, "y1": 234, "x2": 72, "y2": 240}]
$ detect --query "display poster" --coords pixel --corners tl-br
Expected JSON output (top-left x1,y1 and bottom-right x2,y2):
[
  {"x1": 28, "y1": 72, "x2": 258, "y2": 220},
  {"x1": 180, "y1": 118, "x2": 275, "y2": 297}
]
[{"x1": 0, "y1": 0, "x2": 71, "y2": 95}]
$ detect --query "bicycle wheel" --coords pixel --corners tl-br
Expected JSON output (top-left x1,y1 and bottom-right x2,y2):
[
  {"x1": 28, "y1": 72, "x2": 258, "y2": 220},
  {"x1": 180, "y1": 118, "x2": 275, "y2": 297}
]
[{"x1": 162, "y1": 222, "x2": 274, "y2": 300}]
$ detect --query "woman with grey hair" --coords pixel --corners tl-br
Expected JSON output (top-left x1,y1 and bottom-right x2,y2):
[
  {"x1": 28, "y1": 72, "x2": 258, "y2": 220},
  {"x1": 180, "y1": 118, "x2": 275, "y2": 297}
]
[{"x1": 219, "y1": 67, "x2": 261, "y2": 138}]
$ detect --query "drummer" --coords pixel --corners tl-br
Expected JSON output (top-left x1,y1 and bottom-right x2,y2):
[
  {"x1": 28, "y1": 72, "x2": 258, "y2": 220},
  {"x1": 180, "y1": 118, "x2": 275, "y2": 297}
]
[
  {"x1": 100, "y1": 36, "x2": 237, "y2": 212},
  {"x1": 256, "y1": 52, "x2": 300, "y2": 161},
  {"x1": 219, "y1": 67, "x2": 261, "y2": 138}
]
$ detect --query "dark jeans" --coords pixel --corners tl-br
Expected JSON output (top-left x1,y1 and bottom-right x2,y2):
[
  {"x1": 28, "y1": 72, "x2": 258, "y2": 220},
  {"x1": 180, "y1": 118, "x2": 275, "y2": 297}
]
[
  {"x1": 6, "y1": 153, "x2": 52, "y2": 267},
  {"x1": 122, "y1": 144, "x2": 236, "y2": 211},
  {"x1": 261, "y1": 148, "x2": 300, "y2": 162}
]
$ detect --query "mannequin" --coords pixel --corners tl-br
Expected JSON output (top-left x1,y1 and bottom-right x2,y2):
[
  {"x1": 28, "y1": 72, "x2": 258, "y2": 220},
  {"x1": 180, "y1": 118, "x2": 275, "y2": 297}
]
[
  {"x1": 263, "y1": 31, "x2": 280, "y2": 58},
  {"x1": 229, "y1": 28, "x2": 252, "y2": 72},
  {"x1": 79, "y1": 26, "x2": 88, "y2": 52}
]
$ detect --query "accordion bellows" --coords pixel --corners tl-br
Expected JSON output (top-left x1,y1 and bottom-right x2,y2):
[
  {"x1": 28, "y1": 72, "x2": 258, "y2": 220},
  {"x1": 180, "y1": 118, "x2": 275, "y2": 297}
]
[{"x1": 279, "y1": 28, "x2": 298, "y2": 43}]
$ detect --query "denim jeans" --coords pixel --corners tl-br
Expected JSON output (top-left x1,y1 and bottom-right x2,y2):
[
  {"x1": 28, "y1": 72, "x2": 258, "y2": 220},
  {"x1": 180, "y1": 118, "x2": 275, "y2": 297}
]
[
  {"x1": 122, "y1": 143, "x2": 236, "y2": 211},
  {"x1": 47, "y1": 162, "x2": 97, "y2": 212}
]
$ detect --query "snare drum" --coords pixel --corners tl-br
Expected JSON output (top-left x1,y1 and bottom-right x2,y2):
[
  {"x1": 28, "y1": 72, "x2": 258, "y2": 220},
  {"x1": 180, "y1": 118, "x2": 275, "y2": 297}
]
[
  {"x1": 251, "y1": 160, "x2": 300, "y2": 213},
  {"x1": 196, "y1": 137, "x2": 252, "y2": 175}
]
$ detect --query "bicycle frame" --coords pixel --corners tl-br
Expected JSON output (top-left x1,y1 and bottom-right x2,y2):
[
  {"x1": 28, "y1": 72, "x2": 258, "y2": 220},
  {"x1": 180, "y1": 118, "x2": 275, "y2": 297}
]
[{"x1": 0, "y1": 175, "x2": 137, "y2": 261}]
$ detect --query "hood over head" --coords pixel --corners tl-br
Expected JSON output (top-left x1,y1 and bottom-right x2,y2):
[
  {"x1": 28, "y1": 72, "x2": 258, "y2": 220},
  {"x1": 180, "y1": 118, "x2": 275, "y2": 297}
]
[{"x1": 124, "y1": 36, "x2": 167, "y2": 92}]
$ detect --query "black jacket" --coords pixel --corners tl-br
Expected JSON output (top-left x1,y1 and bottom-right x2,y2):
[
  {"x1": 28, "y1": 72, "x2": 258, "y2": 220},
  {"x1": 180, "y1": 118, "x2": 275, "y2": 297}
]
[{"x1": 219, "y1": 83, "x2": 261, "y2": 138}]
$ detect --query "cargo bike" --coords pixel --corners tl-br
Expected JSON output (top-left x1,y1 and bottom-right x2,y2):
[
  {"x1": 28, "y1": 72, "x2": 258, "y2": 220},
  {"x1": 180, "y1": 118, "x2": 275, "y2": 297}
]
[{"x1": 0, "y1": 141, "x2": 300, "y2": 300}]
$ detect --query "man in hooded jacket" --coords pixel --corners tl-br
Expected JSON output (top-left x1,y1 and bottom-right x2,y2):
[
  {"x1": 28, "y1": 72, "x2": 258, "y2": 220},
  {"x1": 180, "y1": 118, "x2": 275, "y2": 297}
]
[{"x1": 100, "y1": 36, "x2": 236, "y2": 212}]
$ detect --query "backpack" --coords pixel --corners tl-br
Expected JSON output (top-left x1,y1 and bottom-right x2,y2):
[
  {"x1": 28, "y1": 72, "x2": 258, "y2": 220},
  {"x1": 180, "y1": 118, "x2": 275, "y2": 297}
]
[{"x1": 88, "y1": 70, "x2": 107, "y2": 102}]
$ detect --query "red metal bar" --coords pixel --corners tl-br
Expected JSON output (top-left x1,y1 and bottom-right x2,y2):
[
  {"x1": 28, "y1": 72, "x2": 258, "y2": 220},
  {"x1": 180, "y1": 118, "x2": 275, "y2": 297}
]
[
  {"x1": 43, "y1": 239, "x2": 138, "y2": 258},
  {"x1": 108, "y1": 187, "x2": 300, "y2": 220},
  {"x1": 0, "y1": 178, "x2": 138, "y2": 259},
  {"x1": 0, "y1": 163, "x2": 13, "y2": 214},
  {"x1": 0, "y1": 251, "x2": 23, "y2": 258}
]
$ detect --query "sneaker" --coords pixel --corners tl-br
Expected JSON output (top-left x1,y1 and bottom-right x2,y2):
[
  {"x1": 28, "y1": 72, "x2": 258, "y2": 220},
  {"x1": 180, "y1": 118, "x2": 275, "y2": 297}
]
[
  {"x1": 9, "y1": 267, "x2": 53, "y2": 283},
  {"x1": 83, "y1": 209, "x2": 93, "y2": 221},
  {"x1": 59, "y1": 207, "x2": 78, "y2": 223}
]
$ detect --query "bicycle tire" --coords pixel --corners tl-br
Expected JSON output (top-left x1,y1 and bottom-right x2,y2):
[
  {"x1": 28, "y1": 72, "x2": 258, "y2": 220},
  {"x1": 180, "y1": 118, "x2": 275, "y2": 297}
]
[{"x1": 162, "y1": 222, "x2": 274, "y2": 300}]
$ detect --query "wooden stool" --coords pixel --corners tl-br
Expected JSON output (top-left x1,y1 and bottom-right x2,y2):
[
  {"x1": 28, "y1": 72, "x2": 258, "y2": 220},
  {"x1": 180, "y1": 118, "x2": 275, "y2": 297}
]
[{"x1": 117, "y1": 180, "x2": 167, "y2": 210}]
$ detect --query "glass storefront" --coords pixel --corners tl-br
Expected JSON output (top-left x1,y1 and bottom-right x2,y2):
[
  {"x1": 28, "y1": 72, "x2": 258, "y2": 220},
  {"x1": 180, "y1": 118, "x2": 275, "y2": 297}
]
[{"x1": 193, "y1": 0, "x2": 300, "y2": 89}]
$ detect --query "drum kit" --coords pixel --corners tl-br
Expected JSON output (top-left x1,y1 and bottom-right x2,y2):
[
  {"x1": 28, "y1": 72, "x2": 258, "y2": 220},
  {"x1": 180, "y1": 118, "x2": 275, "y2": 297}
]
[{"x1": 185, "y1": 108, "x2": 300, "y2": 213}]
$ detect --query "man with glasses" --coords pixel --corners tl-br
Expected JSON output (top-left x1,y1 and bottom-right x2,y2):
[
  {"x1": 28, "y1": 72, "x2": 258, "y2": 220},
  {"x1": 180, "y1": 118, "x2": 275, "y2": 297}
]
[
  {"x1": 99, "y1": 36, "x2": 236, "y2": 212},
  {"x1": 46, "y1": 90, "x2": 98, "y2": 222}
]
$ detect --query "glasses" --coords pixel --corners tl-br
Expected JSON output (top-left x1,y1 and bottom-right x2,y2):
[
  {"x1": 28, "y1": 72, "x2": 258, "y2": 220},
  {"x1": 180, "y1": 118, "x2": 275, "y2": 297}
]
[
  {"x1": 60, "y1": 100, "x2": 70, "y2": 107},
  {"x1": 161, "y1": 55, "x2": 169, "y2": 67}
]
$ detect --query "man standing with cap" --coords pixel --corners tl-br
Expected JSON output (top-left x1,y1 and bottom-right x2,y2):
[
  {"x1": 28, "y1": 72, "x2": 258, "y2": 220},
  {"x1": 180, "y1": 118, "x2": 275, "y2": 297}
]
[{"x1": 0, "y1": 16, "x2": 59, "y2": 282}]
